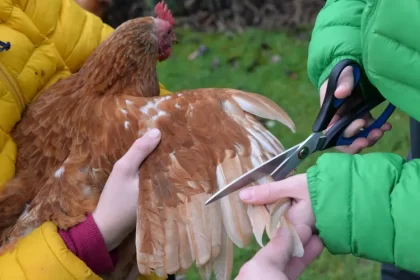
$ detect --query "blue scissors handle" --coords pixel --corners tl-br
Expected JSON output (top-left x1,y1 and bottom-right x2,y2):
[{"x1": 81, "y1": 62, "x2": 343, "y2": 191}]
[{"x1": 312, "y1": 59, "x2": 396, "y2": 150}]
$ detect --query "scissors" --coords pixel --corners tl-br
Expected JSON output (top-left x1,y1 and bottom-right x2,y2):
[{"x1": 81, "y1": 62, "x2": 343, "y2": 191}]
[{"x1": 205, "y1": 59, "x2": 396, "y2": 205}]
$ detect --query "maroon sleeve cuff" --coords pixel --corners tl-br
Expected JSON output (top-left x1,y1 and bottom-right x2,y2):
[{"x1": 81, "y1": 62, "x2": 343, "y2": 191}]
[{"x1": 58, "y1": 214, "x2": 119, "y2": 274}]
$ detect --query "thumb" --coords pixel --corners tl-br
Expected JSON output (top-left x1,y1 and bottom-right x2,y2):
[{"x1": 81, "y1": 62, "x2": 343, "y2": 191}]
[
  {"x1": 115, "y1": 128, "x2": 161, "y2": 175},
  {"x1": 252, "y1": 225, "x2": 294, "y2": 271},
  {"x1": 335, "y1": 66, "x2": 354, "y2": 99}
]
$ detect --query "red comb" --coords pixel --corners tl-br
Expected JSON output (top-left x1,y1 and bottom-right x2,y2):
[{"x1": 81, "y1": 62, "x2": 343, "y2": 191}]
[{"x1": 154, "y1": 1, "x2": 175, "y2": 25}]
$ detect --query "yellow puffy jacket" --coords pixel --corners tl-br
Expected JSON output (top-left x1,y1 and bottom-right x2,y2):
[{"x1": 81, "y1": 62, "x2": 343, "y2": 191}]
[{"x1": 0, "y1": 0, "x2": 170, "y2": 279}]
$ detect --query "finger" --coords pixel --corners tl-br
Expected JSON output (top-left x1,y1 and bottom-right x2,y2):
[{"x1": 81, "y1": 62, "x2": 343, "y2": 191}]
[
  {"x1": 342, "y1": 118, "x2": 365, "y2": 137},
  {"x1": 363, "y1": 115, "x2": 392, "y2": 147},
  {"x1": 337, "y1": 137, "x2": 369, "y2": 154},
  {"x1": 362, "y1": 115, "x2": 384, "y2": 144},
  {"x1": 365, "y1": 124, "x2": 391, "y2": 143},
  {"x1": 343, "y1": 128, "x2": 383, "y2": 152},
  {"x1": 362, "y1": 113, "x2": 376, "y2": 127},
  {"x1": 285, "y1": 235, "x2": 324, "y2": 280},
  {"x1": 382, "y1": 122, "x2": 392, "y2": 131},
  {"x1": 325, "y1": 114, "x2": 341, "y2": 131},
  {"x1": 366, "y1": 129, "x2": 384, "y2": 145},
  {"x1": 114, "y1": 128, "x2": 161, "y2": 174},
  {"x1": 239, "y1": 174, "x2": 308, "y2": 204},
  {"x1": 252, "y1": 225, "x2": 294, "y2": 271},
  {"x1": 362, "y1": 114, "x2": 392, "y2": 131},
  {"x1": 341, "y1": 113, "x2": 391, "y2": 150},
  {"x1": 334, "y1": 66, "x2": 354, "y2": 99},
  {"x1": 340, "y1": 132, "x2": 369, "y2": 154}
]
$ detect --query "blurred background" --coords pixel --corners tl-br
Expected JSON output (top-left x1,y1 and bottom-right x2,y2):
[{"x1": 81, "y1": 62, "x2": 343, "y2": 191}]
[{"x1": 79, "y1": 0, "x2": 410, "y2": 279}]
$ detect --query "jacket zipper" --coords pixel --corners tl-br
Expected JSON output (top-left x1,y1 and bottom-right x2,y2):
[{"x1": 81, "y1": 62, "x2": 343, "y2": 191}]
[{"x1": 0, "y1": 61, "x2": 25, "y2": 112}]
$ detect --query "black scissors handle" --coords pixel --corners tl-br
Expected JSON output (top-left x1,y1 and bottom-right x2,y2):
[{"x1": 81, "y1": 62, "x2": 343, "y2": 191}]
[{"x1": 312, "y1": 59, "x2": 396, "y2": 151}]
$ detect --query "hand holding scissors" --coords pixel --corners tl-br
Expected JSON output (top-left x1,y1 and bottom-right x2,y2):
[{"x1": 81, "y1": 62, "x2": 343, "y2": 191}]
[
  {"x1": 206, "y1": 59, "x2": 396, "y2": 205},
  {"x1": 318, "y1": 65, "x2": 391, "y2": 154}
]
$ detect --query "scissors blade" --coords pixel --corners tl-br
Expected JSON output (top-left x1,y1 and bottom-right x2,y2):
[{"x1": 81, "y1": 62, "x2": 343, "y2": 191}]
[
  {"x1": 205, "y1": 132, "x2": 324, "y2": 205},
  {"x1": 205, "y1": 144, "x2": 300, "y2": 205}
]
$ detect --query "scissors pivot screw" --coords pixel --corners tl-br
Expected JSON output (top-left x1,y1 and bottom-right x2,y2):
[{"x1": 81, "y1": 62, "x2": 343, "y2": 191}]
[{"x1": 298, "y1": 147, "x2": 309, "y2": 159}]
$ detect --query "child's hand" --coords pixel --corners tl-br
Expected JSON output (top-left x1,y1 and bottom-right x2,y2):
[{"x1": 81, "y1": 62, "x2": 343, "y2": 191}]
[
  {"x1": 92, "y1": 129, "x2": 161, "y2": 251},
  {"x1": 319, "y1": 66, "x2": 392, "y2": 154},
  {"x1": 239, "y1": 174, "x2": 315, "y2": 230},
  {"x1": 236, "y1": 224, "x2": 323, "y2": 280},
  {"x1": 238, "y1": 174, "x2": 323, "y2": 280}
]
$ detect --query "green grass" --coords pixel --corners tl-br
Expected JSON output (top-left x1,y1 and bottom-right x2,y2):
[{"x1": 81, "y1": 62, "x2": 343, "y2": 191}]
[{"x1": 156, "y1": 27, "x2": 410, "y2": 279}]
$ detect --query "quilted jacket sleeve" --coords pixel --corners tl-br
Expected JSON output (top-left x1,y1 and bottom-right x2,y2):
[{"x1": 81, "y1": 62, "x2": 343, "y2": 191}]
[
  {"x1": 307, "y1": 0, "x2": 366, "y2": 89},
  {"x1": 0, "y1": 222, "x2": 101, "y2": 280},
  {"x1": 307, "y1": 152, "x2": 420, "y2": 273},
  {"x1": 45, "y1": 0, "x2": 115, "y2": 73}
]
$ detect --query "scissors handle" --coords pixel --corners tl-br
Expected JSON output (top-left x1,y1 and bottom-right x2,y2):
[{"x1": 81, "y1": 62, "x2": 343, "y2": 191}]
[
  {"x1": 312, "y1": 59, "x2": 362, "y2": 132},
  {"x1": 320, "y1": 95, "x2": 395, "y2": 150},
  {"x1": 312, "y1": 59, "x2": 396, "y2": 150}
]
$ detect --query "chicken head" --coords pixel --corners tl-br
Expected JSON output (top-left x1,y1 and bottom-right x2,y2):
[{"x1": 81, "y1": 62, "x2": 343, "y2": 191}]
[{"x1": 155, "y1": 1, "x2": 177, "y2": 61}]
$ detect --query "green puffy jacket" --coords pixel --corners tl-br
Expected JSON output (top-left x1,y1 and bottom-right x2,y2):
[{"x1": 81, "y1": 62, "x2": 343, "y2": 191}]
[{"x1": 306, "y1": 0, "x2": 420, "y2": 273}]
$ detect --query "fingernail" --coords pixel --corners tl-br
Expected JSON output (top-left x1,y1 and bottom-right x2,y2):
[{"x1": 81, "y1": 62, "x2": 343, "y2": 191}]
[
  {"x1": 147, "y1": 128, "x2": 161, "y2": 139},
  {"x1": 239, "y1": 188, "x2": 253, "y2": 201}
]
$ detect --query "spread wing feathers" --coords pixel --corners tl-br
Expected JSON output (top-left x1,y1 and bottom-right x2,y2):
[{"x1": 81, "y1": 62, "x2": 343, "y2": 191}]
[{"x1": 119, "y1": 88, "x2": 301, "y2": 279}]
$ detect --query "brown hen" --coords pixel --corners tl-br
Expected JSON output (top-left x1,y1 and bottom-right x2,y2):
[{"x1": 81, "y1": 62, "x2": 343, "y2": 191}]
[{"x1": 0, "y1": 1, "x2": 303, "y2": 279}]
